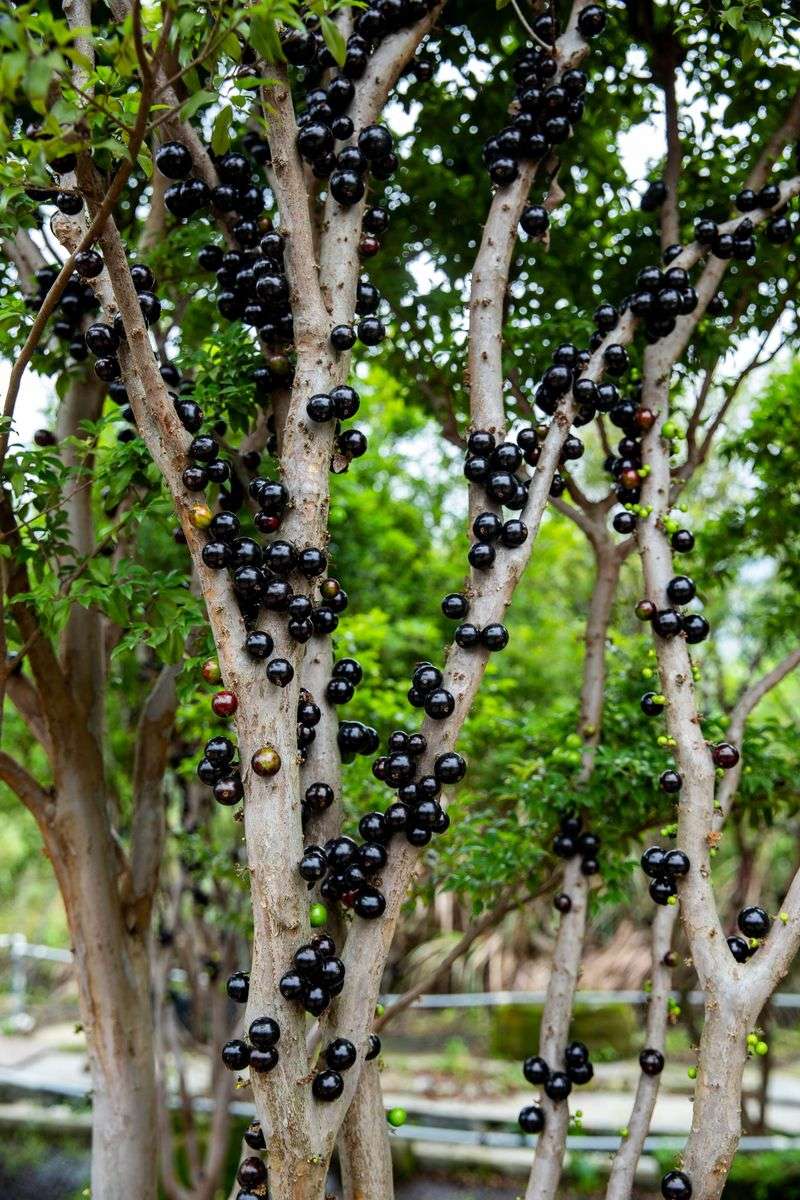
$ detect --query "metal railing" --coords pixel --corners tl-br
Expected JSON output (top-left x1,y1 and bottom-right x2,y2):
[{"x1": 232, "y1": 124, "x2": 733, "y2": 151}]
[
  {"x1": 3, "y1": 934, "x2": 800, "y2": 1157},
  {"x1": 5, "y1": 934, "x2": 800, "y2": 1016}
]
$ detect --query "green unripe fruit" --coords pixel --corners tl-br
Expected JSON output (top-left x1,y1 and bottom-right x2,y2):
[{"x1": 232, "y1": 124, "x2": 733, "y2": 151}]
[
  {"x1": 387, "y1": 1107, "x2": 407, "y2": 1128},
  {"x1": 309, "y1": 903, "x2": 328, "y2": 927}
]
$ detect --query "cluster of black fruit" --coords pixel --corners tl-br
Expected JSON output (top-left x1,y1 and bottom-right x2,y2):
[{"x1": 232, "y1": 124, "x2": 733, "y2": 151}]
[
  {"x1": 728, "y1": 904, "x2": 771, "y2": 964},
  {"x1": 157, "y1": 138, "x2": 294, "y2": 395},
  {"x1": 307, "y1": 382, "x2": 369, "y2": 472},
  {"x1": 440, "y1": 589, "x2": 510, "y2": 653},
  {"x1": 367, "y1": 733, "x2": 460, "y2": 846},
  {"x1": 279, "y1": 931, "x2": 346, "y2": 1016},
  {"x1": 464, "y1": 427, "x2": 533, "y2": 511},
  {"x1": 285, "y1": 0, "x2": 426, "y2": 202},
  {"x1": 635, "y1": 573, "x2": 709, "y2": 658},
  {"x1": 518, "y1": 1040, "x2": 595, "y2": 1133},
  {"x1": 196, "y1": 731, "x2": 251, "y2": 806},
  {"x1": 469, "y1": 509, "x2": 528, "y2": 571},
  {"x1": 553, "y1": 812, "x2": 600, "y2": 877},
  {"x1": 165, "y1": 134, "x2": 293, "y2": 374},
  {"x1": 641, "y1": 844, "x2": 690, "y2": 906},
  {"x1": 300, "y1": 824, "x2": 389, "y2": 920},
  {"x1": 81, "y1": 260, "x2": 160, "y2": 367},
  {"x1": 481, "y1": 6, "x2": 606, "y2": 188},
  {"x1": 299, "y1": 114, "x2": 396, "y2": 202},
  {"x1": 283, "y1": 0, "x2": 437, "y2": 87},
  {"x1": 593, "y1": 176, "x2": 798, "y2": 539},
  {"x1": 222, "y1": 1013, "x2": 281, "y2": 1076},
  {"x1": 695, "y1": 182, "x2": 794, "y2": 260},
  {"x1": 538, "y1": 341, "x2": 631, "y2": 446},
  {"x1": 300, "y1": 736, "x2": 464, "y2": 915},
  {"x1": 158, "y1": 138, "x2": 267, "y2": 228},
  {"x1": 371, "y1": 731, "x2": 462, "y2": 847},
  {"x1": 311, "y1": 1032, "x2": 382, "y2": 1104},
  {"x1": 25, "y1": 263, "x2": 98, "y2": 363},
  {"x1": 619, "y1": 261, "x2": 699, "y2": 344},
  {"x1": 195, "y1": 179, "x2": 388, "y2": 365},
  {"x1": 194, "y1": 458, "x2": 349, "y2": 619},
  {"x1": 380, "y1": 735, "x2": 459, "y2": 822}
]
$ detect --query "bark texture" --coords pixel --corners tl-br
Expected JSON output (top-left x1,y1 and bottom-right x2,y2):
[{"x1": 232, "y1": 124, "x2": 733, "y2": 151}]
[
  {"x1": 605, "y1": 904, "x2": 677, "y2": 1200},
  {"x1": 525, "y1": 857, "x2": 588, "y2": 1200},
  {"x1": 339, "y1": 1064, "x2": 395, "y2": 1200}
]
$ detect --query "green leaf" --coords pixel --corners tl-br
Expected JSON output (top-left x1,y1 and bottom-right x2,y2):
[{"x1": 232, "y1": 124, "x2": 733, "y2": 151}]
[
  {"x1": 211, "y1": 104, "x2": 232, "y2": 155},
  {"x1": 249, "y1": 12, "x2": 283, "y2": 63},
  {"x1": 319, "y1": 15, "x2": 346, "y2": 67},
  {"x1": 179, "y1": 88, "x2": 218, "y2": 120}
]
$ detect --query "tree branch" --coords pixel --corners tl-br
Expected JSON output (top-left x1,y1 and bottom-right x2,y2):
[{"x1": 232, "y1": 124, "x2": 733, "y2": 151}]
[
  {"x1": 714, "y1": 645, "x2": 800, "y2": 836},
  {"x1": 338, "y1": 1064, "x2": 394, "y2": 1200},
  {"x1": 526, "y1": 856, "x2": 588, "y2": 1200},
  {"x1": 636, "y1": 344, "x2": 731, "y2": 991},
  {"x1": 0, "y1": 748, "x2": 53, "y2": 823},
  {"x1": 127, "y1": 662, "x2": 180, "y2": 927},
  {"x1": 5, "y1": 671, "x2": 51, "y2": 752},
  {"x1": 0, "y1": 6, "x2": 167, "y2": 475},
  {"x1": 2, "y1": 229, "x2": 46, "y2": 292},
  {"x1": 605, "y1": 904, "x2": 678, "y2": 1199}
]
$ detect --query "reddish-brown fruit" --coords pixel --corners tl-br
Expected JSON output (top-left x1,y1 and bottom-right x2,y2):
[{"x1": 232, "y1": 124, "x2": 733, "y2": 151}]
[
  {"x1": 212, "y1": 690, "x2": 238, "y2": 718},
  {"x1": 634, "y1": 406, "x2": 656, "y2": 430},
  {"x1": 712, "y1": 742, "x2": 740, "y2": 769},
  {"x1": 359, "y1": 235, "x2": 381, "y2": 257}
]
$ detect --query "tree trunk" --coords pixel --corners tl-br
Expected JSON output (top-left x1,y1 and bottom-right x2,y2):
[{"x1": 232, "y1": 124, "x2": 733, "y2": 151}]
[
  {"x1": 681, "y1": 1002, "x2": 749, "y2": 1200},
  {"x1": 339, "y1": 1064, "x2": 394, "y2": 1200},
  {"x1": 605, "y1": 903, "x2": 677, "y2": 1200},
  {"x1": 46, "y1": 752, "x2": 158, "y2": 1199},
  {"x1": 578, "y1": 543, "x2": 621, "y2": 779},
  {"x1": 526, "y1": 856, "x2": 589, "y2": 1200},
  {"x1": 265, "y1": 1154, "x2": 330, "y2": 1200}
]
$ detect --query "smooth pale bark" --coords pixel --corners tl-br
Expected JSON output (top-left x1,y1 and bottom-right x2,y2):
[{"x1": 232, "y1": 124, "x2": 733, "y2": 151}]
[
  {"x1": 520, "y1": 527, "x2": 624, "y2": 1200},
  {"x1": 339, "y1": 1064, "x2": 394, "y2": 1200},
  {"x1": 605, "y1": 904, "x2": 677, "y2": 1200},
  {"x1": 577, "y1": 543, "x2": 623, "y2": 780},
  {"x1": 636, "y1": 354, "x2": 752, "y2": 1198},
  {"x1": 526, "y1": 857, "x2": 588, "y2": 1200},
  {"x1": 681, "y1": 1003, "x2": 750, "y2": 1199}
]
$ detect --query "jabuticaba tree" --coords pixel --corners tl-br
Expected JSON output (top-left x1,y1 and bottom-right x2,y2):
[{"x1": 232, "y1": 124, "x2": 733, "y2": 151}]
[{"x1": 2, "y1": 2, "x2": 800, "y2": 1200}]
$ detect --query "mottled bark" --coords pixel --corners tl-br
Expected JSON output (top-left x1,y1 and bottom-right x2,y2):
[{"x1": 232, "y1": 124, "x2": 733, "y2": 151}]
[
  {"x1": 525, "y1": 857, "x2": 588, "y2": 1200},
  {"x1": 577, "y1": 542, "x2": 622, "y2": 780},
  {"x1": 605, "y1": 904, "x2": 677, "y2": 1200},
  {"x1": 48, "y1": 748, "x2": 158, "y2": 1199},
  {"x1": 339, "y1": 1064, "x2": 394, "y2": 1200},
  {"x1": 681, "y1": 1003, "x2": 750, "y2": 1200}
]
